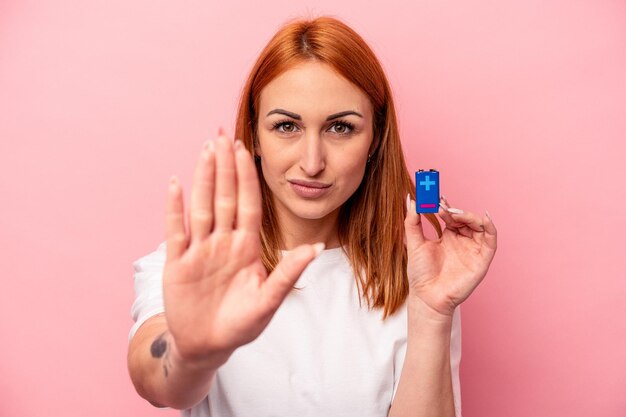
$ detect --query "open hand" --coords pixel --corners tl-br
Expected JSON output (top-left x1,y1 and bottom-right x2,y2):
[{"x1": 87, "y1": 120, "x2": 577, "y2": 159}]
[
  {"x1": 404, "y1": 194, "x2": 498, "y2": 318},
  {"x1": 162, "y1": 129, "x2": 322, "y2": 363}
]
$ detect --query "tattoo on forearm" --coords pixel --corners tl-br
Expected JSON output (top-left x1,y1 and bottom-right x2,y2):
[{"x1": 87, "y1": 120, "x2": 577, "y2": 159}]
[
  {"x1": 150, "y1": 331, "x2": 172, "y2": 377},
  {"x1": 151, "y1": 332, "x2": 168, "y2": 357}
]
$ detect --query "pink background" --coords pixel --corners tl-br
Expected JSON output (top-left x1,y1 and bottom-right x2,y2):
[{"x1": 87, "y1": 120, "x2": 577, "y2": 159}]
[{"x1": 1, "y1": 1, "x2": 625, "y2": 416}]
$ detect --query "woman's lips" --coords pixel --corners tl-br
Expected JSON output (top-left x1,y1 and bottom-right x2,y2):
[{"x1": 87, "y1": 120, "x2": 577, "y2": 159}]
[{"x1": 288, "y1": 179, "x2": 332, "y2": 198}]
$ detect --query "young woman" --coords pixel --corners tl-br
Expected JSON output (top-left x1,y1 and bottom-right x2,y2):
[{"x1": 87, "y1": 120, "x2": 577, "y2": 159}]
[{"x1": 127, "y1": 15, "x2": 497, "y2": 417}]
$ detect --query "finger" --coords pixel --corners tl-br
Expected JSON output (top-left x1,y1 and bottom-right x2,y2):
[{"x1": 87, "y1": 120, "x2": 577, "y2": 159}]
[
  {"x1": 438, "y1": 199, "x2": 485, "y2": 239},
  {"x1": 439, "y1": 198, "x2": 485, "y2": 231},
  {"x1": 438, "y1": 199, "x2": 470, "y2": 237},
  {"x1": 482, "y1": 211, "x2": 498, "y2": 252},
  {"x1": 447, "y1": 210, "x2": 485, "y2": 233},
  {"x1": 437, "y1": 199, "x2": 459, "y2": 231},
  {"x1": 404, "y1": 193, "x2": 426, "y2": 250},
  {"x1": 447, "y1": 208, "x2": 486, "y2": 240},
  {"x1": 214, "y1": 135, "x2": 237, "y2": 231},
  {"x1": 189, "y1": 140, "x2": 216, "y2": 242},
  {"x1": 234, "y1": 140, "x2": 262, "y2": 232},
  {"x1": 261, "y1": 243, "x2": 324, "y2": 313},
  {"x1": 165, "y1": 175, "x2": 189, "y2": 261}
]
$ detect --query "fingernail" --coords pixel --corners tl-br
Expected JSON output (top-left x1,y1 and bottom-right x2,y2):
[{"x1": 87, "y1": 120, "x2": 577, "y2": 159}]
[
  {"x1": 312, "y1": 242, "x2": 326, "y2": 256},
  {"x1": 447, "y1": 207, "x2": 464, "y2": 214},
  {"x1": 218, "y1": 126, "x2": 225, "y2": 137},
  {"x1": 203, "y1": 140, "x2": 214, "y2": 156},
  {"x1": 169, "y1": 175, "x2": 178, "y2": 186},
  {"x1": 406, "y1": 193, "x2": 411, "y2": 212},
  {"x1": 486, "y1": 210, "x2": 492, "y2": 221},
  {"x1": 234, "y1": 139, "x2": 243, "y2": 150}
]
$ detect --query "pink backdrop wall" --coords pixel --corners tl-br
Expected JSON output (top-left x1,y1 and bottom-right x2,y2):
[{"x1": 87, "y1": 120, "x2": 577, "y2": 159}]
[{"x1": 1, "y1": 1, "x2": 624, "y2": 416}]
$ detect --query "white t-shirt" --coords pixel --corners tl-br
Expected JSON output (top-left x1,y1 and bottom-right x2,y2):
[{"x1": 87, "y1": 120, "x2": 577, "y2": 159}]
[{"x1": 129, "y1": 242, "x2": 462, "y2": 416}]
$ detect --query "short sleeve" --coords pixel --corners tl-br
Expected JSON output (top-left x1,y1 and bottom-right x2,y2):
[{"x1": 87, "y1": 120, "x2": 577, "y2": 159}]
[
  {"x1": 128, "y1": 241, "x2": 167, "y2": 342},
  {"x1": 391, "y1": 305, "x2": 463, "y2": 416}
]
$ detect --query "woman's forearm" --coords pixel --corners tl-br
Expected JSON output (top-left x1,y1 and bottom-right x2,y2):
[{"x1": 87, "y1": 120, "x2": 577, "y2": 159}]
[
  {"x1": 388, "y1": 297, "x2": 456, "y2": 417},
  {"x1": 127, "y1": 314, "x2": 232, "y2": 410}
]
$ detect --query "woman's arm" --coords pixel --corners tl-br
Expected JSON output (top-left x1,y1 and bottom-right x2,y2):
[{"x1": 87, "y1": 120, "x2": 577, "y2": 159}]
[
  {"x1": 395, "y1": 194, "x2": 497, "y2": 416},
  {"x1": 127, "y1": 134, "x2": 322, "y2": 409},
  {"x1": 127, "y1": 313, "x2": 233, "y2": 410},
  {"x1": 388, "y1": 297, "x2": 456, "y2": 417}
]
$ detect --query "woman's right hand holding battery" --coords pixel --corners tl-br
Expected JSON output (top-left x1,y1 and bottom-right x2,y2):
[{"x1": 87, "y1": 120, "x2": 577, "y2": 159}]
[{"x1": 163, "y1": 129, "x2": 322, "y2": 369}]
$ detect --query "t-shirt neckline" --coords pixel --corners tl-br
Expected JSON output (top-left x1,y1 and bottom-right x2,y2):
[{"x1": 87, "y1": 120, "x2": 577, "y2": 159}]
[{"x1": 280, "y1": 245, "x2": 347, "y2": 261}]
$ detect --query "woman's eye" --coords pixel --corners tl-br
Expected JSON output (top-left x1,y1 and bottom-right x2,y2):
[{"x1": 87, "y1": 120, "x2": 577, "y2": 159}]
[
  {"x1": 280, "y1": 122, "x2": 296, "y2": 132},
  {"x1": 329, "y1": 121, "x2": 354, "y2": 135},
  {"x1": 273, "y1": 121, "x2": 298, "y2": 134}
]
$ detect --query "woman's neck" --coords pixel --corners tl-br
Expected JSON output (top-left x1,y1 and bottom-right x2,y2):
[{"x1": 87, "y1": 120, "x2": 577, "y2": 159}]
[{"x1": 275, "y1": 205, "x2": 342, "y2": 250}]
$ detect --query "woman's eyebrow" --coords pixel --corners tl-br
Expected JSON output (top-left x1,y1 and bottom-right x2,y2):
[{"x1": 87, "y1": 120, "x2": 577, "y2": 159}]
[{"x1": 266, "y1": 109, "x2": 363, "y2": 120}]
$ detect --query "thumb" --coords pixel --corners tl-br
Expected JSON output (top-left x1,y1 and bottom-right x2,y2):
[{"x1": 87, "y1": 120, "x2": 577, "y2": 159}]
[
  {"x1": 261, "y1": 243, "x2": 324, "y2": 313},
  {"x1": 404, "y1": 193, "x2": 426, "y2": 251}
]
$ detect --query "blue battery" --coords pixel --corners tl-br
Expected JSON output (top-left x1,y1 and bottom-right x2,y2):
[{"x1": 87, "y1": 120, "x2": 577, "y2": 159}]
[{"x1": 415, "y1": 169, "x2": 440, "y2": 213}]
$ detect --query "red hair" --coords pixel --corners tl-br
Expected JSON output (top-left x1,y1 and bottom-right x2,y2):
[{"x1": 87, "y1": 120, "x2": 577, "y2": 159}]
[{"x1": 234, "y1": 15, "x2": 442, "y2": 318}]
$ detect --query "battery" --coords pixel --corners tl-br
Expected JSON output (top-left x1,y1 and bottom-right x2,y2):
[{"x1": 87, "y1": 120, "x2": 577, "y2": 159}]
[{"x1": 415, "y1": 169, "x2": 440, "y2": 213}]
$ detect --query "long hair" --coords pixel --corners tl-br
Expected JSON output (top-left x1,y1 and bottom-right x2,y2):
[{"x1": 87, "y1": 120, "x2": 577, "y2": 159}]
[{"x1": 234, "y1": 15, "x2": 442, "y2": 319}]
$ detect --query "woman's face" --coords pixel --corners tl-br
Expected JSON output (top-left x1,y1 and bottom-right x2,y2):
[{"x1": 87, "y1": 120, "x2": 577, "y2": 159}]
[{"x1": 256, "y1": 60, "x2": 374, "y2": 223}]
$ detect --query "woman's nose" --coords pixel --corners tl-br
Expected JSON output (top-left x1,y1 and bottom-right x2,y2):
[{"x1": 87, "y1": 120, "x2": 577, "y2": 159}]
[{"x1": 298, "y1": 132, "x2": 325, "y2": 176}]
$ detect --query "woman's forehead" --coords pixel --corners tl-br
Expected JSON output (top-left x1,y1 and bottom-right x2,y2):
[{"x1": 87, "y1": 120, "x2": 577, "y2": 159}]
[{"x1": 258, "y1": 62, "x2": 372, "y2": 118}]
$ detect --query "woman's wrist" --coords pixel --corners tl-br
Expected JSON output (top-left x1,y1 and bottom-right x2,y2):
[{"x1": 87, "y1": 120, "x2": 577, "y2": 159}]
[
  {"x1": 167, "y1": 332, "x2": 233, "y2": 375},
  {"x1": 407, "y1": 295, "x2": 454, "y2": 332}
]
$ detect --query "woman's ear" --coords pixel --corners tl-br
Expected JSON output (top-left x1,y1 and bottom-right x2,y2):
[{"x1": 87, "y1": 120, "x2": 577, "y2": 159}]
[
  {"x1": 253, "y1": 135, "x2": 262, "y2": 159},
  {"x1": 368, "y1": 124, "x2": 382, "y2": 158},
  {"x1": 250, "y1": 131, "x2": 261, "y2": 155},
  {"x1": 367, "y1": 137, "x2": 378, "y2": 160}
]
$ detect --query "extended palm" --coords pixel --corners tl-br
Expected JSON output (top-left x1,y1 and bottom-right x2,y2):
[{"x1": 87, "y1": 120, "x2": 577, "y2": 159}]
[
  {"x1": 165, "y1": 230, "x2": 272, "y2": 358},
  {"x1": 163, "y1": 134, "x2": 319, "y2": 362}
]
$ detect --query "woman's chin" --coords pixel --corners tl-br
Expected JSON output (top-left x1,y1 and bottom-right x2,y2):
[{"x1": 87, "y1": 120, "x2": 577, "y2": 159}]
[
  {"x1": 291, "y1": 209, "x2": 331, "y2": 221},
  {"x1": 287, "y1": 202, "x2": 339, "y2": 221}
]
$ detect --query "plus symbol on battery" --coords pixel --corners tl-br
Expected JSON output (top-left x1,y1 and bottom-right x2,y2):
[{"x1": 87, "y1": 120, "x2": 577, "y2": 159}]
[{"x1": 419, "y1": 175, "x2": 436, "y2": 191}]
